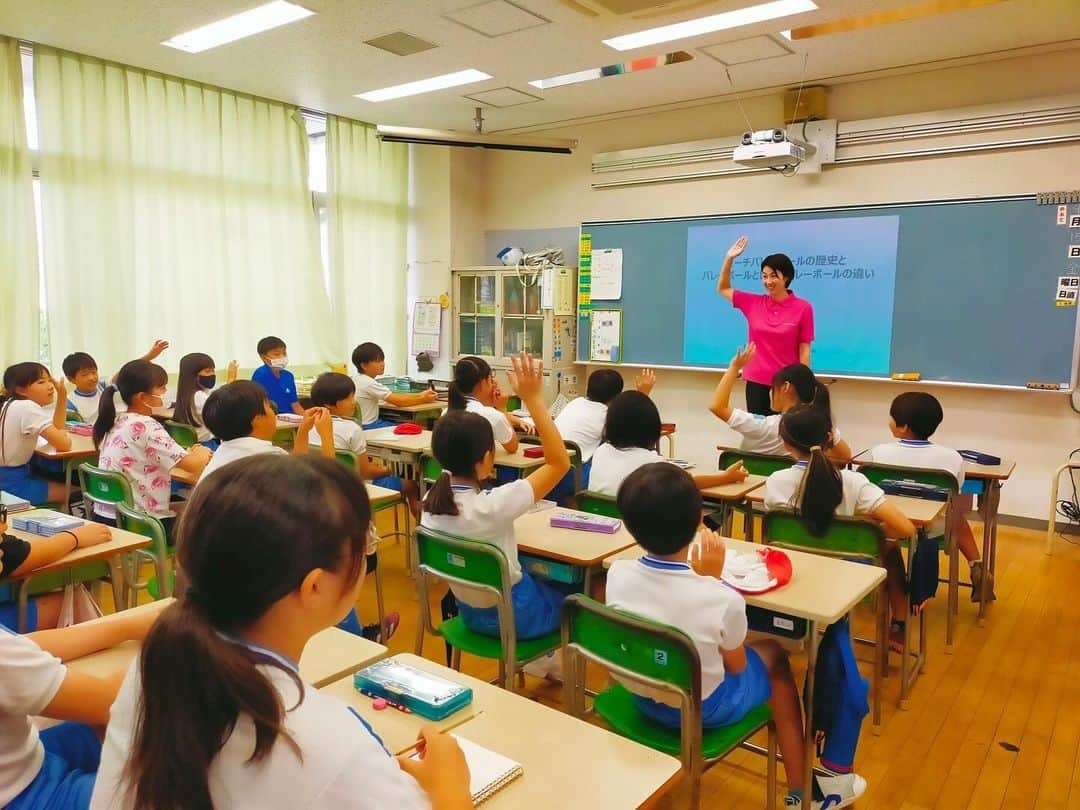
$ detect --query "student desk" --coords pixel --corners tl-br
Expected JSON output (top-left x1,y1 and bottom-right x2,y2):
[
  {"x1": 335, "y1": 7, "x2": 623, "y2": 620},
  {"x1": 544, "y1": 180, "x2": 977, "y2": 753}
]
[
  {"x1": 513, "y1": 508, "x2": 636, "y2": 592},
  {"x1": 365, "y1": 428, "x2": 433, "y2": 483},
  {"x1": 324, "y1": 653, "x2": 682, "y2": 808},
  {"x1": 379, "y1": 401, "x2": 446, "y2": 429},
  {"x1": 605, "y1": 538, "x2": 885, "y2": 794},
  {"x1": 744, "y1": 488, "x2": 947, "y2": 526},
  {"x1": 34, "y1": 432, "x2": 98, "y2": 514},
  {"x1": 660, "y1": 423, "x2": 677, "y2": 459},
  {"x1": 701, "y1": 475, "x2": 767, "y2": 536},
  {"x1": 5, "y1": 513, "x2": 150, "y2": 632}
]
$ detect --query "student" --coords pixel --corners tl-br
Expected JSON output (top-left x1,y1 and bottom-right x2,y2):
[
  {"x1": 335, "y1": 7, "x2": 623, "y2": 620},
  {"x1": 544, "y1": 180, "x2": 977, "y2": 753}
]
[
  {"x1": 0, "y1": 363, "x2": 72, "y2": 505},
  {"x1": 62, "y1": 340, "x2": 169, "y2": 424},
  {"x1": 251, "y1": 336, "x2": 304, "y2": 416},
  {"x1": 422, "y1": 353, "x2": 572, "y2": 641},
  {"x1": 171, "y1": 352, "x2": 238, "y2": 449},
  {"x1": 764, "y1": 407, "x2": 916, "y2": 650},
  {"x1": 709, "y1": 343, "x2": 853, "y2": 462},
  {"x1": 448, "y1": 356, "x2": 524, "y2": 454},
  {"x1": 607, "y1": 463, "x2": 866, "y2": 809},
  {"x1": 308, "y1": 372, "x2": 420, "y2": 516},
  {"x1": 868, "y1": 391, "x2": 991, "y2": 601},
  {"x1": 1, "y1": 513, "x2": 110, "y2": 631},
  {"x1": 89, "y1": 455, "x2": 472, "y2": 810},
  {"x1": 94, "y1": 360, "x2": 212, "y2": 527},
  {"x1": 351, "y1": 342, "x2": 439, "y2": 429},
  {"x1": 0, "y1": 600, "x2": 166, "y2": 810},
  {"x1": 590, "y1": 390, "x2": 748, "y2": 497},
  {"x1": 199, "y1": 380, "x2": 332, "y2": 482}
]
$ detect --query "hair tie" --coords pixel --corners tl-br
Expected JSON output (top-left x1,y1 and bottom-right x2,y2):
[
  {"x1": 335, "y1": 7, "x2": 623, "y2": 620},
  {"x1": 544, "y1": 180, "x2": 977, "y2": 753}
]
[{"x1": 809, "y1": 445, "x2": 822, "y2": 452}]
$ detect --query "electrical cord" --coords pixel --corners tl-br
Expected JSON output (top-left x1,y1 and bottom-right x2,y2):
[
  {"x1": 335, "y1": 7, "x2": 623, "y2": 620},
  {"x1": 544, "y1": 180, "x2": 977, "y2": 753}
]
[{"x1": 1057, "y1": 447, "x2": 1080, "y2": 544}]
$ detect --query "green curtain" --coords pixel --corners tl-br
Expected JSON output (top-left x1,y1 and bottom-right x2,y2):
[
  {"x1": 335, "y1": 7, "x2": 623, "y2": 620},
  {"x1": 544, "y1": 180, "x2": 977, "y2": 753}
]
[
  {"x1": 0, "y1": 38, "x2": 41, "y2": 364},
  {"x1": 33, "y1": 45, "x2": 336, "y2": 373},
  {"x1": 326, "y1": 116, "x2": 409, "y2": 372}
]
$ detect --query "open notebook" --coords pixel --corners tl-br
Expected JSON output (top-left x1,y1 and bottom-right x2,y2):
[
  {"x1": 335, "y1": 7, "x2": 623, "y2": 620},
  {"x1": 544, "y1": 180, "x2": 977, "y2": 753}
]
[{"x1": 411, "y1": 734, "x2": 522, "y2": 805}]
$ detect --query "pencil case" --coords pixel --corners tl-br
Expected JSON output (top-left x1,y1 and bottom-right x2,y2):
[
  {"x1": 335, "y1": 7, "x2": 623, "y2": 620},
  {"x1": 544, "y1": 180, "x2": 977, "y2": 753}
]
[
  {"x1": 519, "y1": 553, "x2": 584, "y2": 584},
  {"x1": 959, "y1": 450, "x2": 1001, "y2": 466},
  {"x1": 549, "y1": 511, "x2": 622, "y2": 533},
  {"x1": 522, "y1": 446, "x2": 544, "y2": 458},
  {"x1": 353, "y1": 659, "x2": 473, "y2": 721},
  {"x1": 879, "y1": 479, "x2": 949, "y2": 501}
]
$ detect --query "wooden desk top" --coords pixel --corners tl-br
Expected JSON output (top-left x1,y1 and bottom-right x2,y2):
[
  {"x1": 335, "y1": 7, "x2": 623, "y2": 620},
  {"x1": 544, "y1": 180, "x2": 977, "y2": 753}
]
[
  {"x1": 380, "y1": 402, "x2": 446, "y2": 415},
  {"x1": 70, "y1": 621, "x2": 385, "y2": 688},
  {"x1": 324, "y1": 653, "x2": 681, "y2": 808},
  {"x1": 606, "y1": 538, "x2": 885, "y2": 626},
  {"x1": 744, "y1": 488, "x2": 946, "y2": 527},
  {"x1": 366, "y1": 484, "x2": 402, "y2": 506},
  {"x1": 364, "y1": 427, "x2": 434, "y2": 453},
  {"x1": 700, "y1": 474, "x2": 767, "y2": 502},
  {"x1": 493, "y1": 448, "x2": 546, "y2": 470},
  {"x1": 850, "y1": 450, "x2": 1015, "y2": 481},
  {"x1": 5, "y1": 512, "x2": 150, "y2": 578},
  {"x1": 35, "y1": 433, "x2": 97, "y2": 459},
  {"x1": 513, "y1": 508, "x2": 636, "y2": 566}
]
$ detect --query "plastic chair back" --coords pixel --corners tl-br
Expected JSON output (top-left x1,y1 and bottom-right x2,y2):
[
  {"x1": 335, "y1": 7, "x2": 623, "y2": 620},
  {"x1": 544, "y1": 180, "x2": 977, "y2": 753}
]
[
  {"x1": 575, "y1": 490, "x2": 621, "y2": 518},
  {"x1": 763, "y1": 510, "x2": 884, "y2": 562},
  {"x1": 856, "y1": 462, "x2": 959, "y2": 495},
  {"x1": 115, "y1": 503, "x2": 172, "y2": 599},
  {"x1": 78, "y1": 463, "x2": 134, "y2": 511},
  {"x1": 164, "y1": 420, "x2": 199, "y2": 449},
  {"x1": 717, "y1": 447, "x2": 791, "y2": 477}
]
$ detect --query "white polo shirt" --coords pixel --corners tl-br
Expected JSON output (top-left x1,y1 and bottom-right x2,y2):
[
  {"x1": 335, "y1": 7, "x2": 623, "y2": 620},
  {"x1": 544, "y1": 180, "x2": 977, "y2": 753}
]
[
  {"x1": 309, "y1": 417, "x2": 367, "y2": 456},
  {"x1": 354, "y1": 374, "x2": 392, "y2": 426},
  {"x1": 190, "y1": 390, "x2": 213, "y2": 443},
  {"x1": 553, "y1": 397, "x2": 607, "y2": 462},
  {"x1": 726, "y1": 408, "x2": 784, "y2": 455},
  {"x1": 464, "y1": 398, "x2": 514, "y2": 446},
  {"x1": 868, "y1": 438, "x2": 964, "y2": 536},
  {"x1": 764, "y1": 462, "x2": 886, "y2": 517},
  {"x1": 607, "y1": 556, "x2": 748, "y2": 699},
  {"x1": 68, "y1": 383, "x2": 107, "y2": 424},
  {"x1": 421, "y1": 479, "x2": 534, "y2": 608},
  {"x1": 0, "y1": 626, "x2": 67, "y2": 806},
  {"x1": 588, "y1": 444, "x2": 665, "y2": 497},
  {"x1": 0, "y1": 400, "x2": 52, "y2": 467},
  {"x1": 90, "y1": 654, "x2": 430, "y2": 810},
  {"x1": 199, "y1": 436, "x2": 286, "y2": 483}
]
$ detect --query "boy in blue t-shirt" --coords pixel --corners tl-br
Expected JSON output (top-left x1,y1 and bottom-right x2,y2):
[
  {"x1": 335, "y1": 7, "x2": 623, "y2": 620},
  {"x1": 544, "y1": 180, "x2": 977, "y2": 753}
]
[{"x1": 251, "y1": 336, "x2": 304, "y2": 416}]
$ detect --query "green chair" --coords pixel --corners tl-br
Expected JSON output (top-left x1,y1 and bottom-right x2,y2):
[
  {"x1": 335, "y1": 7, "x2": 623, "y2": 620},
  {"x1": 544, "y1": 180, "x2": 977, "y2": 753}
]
[
  {"x1": 519, "y1": 436, "x2": 584, "y2": 502},
  {"x1": 575, "y1": 490, "x2": 621, "y2": 518},
  {"x1": 562, "y1": 595, "x2": 776, "y2": 810},
  {"x1": 272, "y1": 426, "x2": 296, "y2": 451},
  {"x1": 419, "y1": 454, "x2": 443, "y2": 498},
  {"x1": 762, "y1": 511, "x2": 899, "y2": 718},
  {"x1": 163, "y1": 420, "x2": 199, "y2": 449},
  {"x1": 76, "y1": 463, "x2": 138, "y2": 609},
  {"x1": 115, "y1": 504, "x2": 173, "y2": 602},
  {"x1": 414, "y1": 526, "x2": 560, "y2": 692},
  {"x1": 717, "y1": 447, "x2": 792, "y2": 540}
]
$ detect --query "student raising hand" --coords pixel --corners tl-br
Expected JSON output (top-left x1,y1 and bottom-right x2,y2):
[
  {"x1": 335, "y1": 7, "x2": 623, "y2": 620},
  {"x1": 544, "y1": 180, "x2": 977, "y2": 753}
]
[
  {"x1": 396, "y1": 726, "x2": 472, "y2": 810},
  {"x1": 226, "y1": 360, "x2": 239, "y2": 383},
  {"x1": 143, "y1": 340, "x2": 170, "y2": 362},
  {"x1": 507, "y1": 353, "x2": 571, "y2": 500},
  {"x1": 635, "y1": 369, "x2": 656, "y2": 396},
  {"x1": 689, "y1": 528, "x2": 727, "y2": 581}
]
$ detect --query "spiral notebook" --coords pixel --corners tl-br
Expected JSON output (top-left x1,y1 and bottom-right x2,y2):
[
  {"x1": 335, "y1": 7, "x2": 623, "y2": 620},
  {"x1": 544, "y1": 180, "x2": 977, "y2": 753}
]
[{"x1": 411, "y1": 734, "x2": 522, "y2": 805}]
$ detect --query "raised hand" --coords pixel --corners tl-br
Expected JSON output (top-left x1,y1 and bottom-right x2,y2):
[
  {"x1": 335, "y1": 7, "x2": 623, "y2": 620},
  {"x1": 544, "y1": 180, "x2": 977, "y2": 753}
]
[
  {"x1": 507, "y1": 352, "x2": 544, "y2": 403},
  {"x1": 689, "y1": 529, "x2": 727, "y2": 581},
  {"x1": 635, "y1": 369, "x2": 656, "y2": 395},
  {"x1": 726, "y1": 236, "x2": 749, "y2": 261}
]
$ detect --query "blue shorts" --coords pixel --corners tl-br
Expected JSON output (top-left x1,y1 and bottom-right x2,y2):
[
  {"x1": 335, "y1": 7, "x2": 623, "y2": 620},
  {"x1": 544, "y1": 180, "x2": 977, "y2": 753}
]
[
  {"x1": 363, "y1": 419, "x2": 398, "y2": 431},
  {"x1": 546, "y1": 460, "x2": 592, "y2": 505},
  {"x1": 199, "y1": 439, "x2": 220, "y2": 451},
  {"x1": 458, "y1": 570, "x2": 572, "y2": 640},
  {"x1": 8, "y1": 723, "x2": 101, "y2": 810},
  {"x1": 0, "y1": 463, "x2": 50, "y2": 505},
  {"x1": 337, "y1": 607, "x2": 363, "y2": 636},
  {"x1": 636, "y1": 646, "x2": 771, "y2": 729},
  {"x1": 0, "y1": 596, "x2": 39, "y2": 632}
]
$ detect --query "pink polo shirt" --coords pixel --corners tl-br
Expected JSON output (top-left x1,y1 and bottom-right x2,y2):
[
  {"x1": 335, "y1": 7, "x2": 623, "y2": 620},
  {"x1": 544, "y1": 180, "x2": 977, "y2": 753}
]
[{"x1": 732, "y1": 289, "x2": 814, "y2": 385}]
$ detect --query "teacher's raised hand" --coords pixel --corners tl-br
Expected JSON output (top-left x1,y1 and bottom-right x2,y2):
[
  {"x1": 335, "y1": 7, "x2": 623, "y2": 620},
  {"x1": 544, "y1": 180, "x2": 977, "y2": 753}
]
[
  {"x1": 726, "y1": 236, "x2": 749, "y2": 260},
  {"x1": 716, "y1": 235, "x2": 750, "y2": 301}
]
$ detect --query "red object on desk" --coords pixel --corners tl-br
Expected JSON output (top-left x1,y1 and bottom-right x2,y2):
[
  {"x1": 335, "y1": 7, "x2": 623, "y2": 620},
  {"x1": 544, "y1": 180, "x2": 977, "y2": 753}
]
[
  {"x1": 661, "y1": 423, "x2": 676, "y2": 433},
  {"x1": 393, "y1": 423, "x2": 423, "y2": 435},
  {"x1": 523, "y1": 446, "x2": 544, "y2": 458}
]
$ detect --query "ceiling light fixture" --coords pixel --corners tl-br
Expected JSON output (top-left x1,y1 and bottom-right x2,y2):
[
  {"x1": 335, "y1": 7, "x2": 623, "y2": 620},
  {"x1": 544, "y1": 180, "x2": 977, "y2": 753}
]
[
  {"x1": 602, "y1": 0, "x2": 817, "y2": 51},
  {"x1": 162, "y1": 1, "x2": 315, "y2": 53},
  {"x1": 357, "y1": 69, "x2": 492, "y2": 102},
  {"x1": 377, "y1": 107, "x2": 576, "y2": 154},
  {"x1": 530, "y1": 51, "x2": 692, "y2": 90}
]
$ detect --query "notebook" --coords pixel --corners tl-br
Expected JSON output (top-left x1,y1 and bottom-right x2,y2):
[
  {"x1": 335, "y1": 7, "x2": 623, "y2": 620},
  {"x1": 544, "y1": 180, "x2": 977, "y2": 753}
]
[
  {"x1": 1, "y1": 491, "x2": 33, "y2": 514},
  {"x1": 411, "y1": 735, "x2": 523, "y2": 805}
]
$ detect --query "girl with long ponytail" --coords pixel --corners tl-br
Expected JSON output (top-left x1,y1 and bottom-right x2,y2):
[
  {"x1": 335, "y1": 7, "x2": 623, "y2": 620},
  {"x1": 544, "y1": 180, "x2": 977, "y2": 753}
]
[
  {"x1": 89, "y1": 455, "x2": 471, "y2": 810},
  {"x1": 764, "y1": 405, "x2": 916, "y2": 648}
]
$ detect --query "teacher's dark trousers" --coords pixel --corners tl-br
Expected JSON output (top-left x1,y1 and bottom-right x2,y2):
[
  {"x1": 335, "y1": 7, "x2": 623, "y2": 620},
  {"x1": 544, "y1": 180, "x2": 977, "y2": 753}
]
[{"x1": 745, "y1": 381, "x2": 777, "y2": 416}]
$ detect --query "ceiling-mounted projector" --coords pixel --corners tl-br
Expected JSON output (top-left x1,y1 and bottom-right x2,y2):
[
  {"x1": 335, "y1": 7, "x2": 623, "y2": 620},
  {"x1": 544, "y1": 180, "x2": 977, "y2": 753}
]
[
  {"x1": 377, "y1": 107, "x2": 577, "y2": 155},
  {"x1": 733, "y1": 128, "x2": 815, "y2": 169}
]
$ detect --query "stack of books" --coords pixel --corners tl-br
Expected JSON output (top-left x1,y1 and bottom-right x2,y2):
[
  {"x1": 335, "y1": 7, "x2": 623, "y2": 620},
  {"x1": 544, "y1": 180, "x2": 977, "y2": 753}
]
[{"x1": 11, "y1": 510, "x2": 85, "y2": 536}]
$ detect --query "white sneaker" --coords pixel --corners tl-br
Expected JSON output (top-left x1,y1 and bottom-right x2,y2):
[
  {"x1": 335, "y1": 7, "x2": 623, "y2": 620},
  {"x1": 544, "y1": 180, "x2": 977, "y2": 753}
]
[
  {"x1": 812, "y1": 772, "x2": 867, "y2": 809},
  {"x1": 523, "y1": 651, "x2": 563, "y2": 682}
]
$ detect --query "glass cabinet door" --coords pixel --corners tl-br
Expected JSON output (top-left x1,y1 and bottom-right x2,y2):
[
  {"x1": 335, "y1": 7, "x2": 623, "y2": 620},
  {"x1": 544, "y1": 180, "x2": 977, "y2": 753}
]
[{"x1": 457, "y1": 274, "x2": 497, "y2": 357}]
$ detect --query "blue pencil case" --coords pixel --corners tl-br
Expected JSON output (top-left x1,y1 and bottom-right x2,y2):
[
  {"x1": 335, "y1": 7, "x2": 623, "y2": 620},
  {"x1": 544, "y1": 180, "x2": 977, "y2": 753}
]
[
  {"x1": 879, "y1": 479, "x2": 949, "y2": 501},
  {"x1": 353, "y1": 659, "x2": 473, "y2": 720},
  {"x1": 959, "y1": 450, "x2": 1001, "y2": 466}
]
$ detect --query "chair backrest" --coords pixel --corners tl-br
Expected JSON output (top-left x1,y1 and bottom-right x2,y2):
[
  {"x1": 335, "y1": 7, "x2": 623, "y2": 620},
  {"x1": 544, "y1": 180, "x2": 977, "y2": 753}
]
[
  {"x1": 272, "y1": 427, "x2": 295, "y2": 450},
  {"x1": 575, "y1": 490, "x2": 621, "y2": 518},
  {"x1": 78, "y1": 463, "x2": 134, "y2": 509},
  {"x1": 311, "y1": 446, "x2": 357, "y2": 470},
  {"x1": 717, "y1": 447, "x2": 791, "y2": 477},
  {"x1": 763, "y1": 509, "x2": 885, "y2": 562},
  {"x1": 164, "y1": 420, "x2": 199, "y2": 449},
  {"x1": 421, "y1": 454, "x2": 443, "y2": 482},
  {"x1": 562, "y1": 594, "x2": 699, "y2": 698},
  {"x1": 856, "y1": 461, "x2": 959, "y2": 495},
  {"x1": 115, "y1": 503, "x2": 168, "y2": 548},
  {"x1": 415, "y1": 525, "x2": 510, "y2": 595}
]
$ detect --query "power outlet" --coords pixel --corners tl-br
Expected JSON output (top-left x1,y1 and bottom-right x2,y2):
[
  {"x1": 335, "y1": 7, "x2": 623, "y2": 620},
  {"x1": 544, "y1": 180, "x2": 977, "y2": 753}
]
[{"x1": 562, "y1": 373, "x2": 579, "y2": 397}]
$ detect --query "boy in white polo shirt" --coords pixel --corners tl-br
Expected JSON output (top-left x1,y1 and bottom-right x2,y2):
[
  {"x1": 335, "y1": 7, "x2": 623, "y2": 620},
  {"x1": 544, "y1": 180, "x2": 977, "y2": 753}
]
[
  {"x1": 351, "y1": 342, "x2": 438, "y2": 430},
  {"x1": 868, "y1": 391, "x2": 992, "y2": 601},
  {"x1": 606, "y1": 463, "x2": 866, "y2": 809}
]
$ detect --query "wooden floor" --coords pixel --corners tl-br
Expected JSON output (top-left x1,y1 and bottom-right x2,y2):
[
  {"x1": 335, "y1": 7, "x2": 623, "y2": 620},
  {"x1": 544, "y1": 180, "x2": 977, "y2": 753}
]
[{"x1": 352, "y1": 511, "x2": 1080, "y2": 810}]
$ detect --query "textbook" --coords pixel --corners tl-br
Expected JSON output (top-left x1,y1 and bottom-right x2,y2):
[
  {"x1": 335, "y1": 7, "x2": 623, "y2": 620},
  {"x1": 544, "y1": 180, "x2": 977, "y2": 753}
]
[
  {"x1": 11, "y1": 511, "x2": 85, "y2": 536},
  {"x1": 1, "y1": 491, "x2": 33, "y2": 515},
  {"x1": 410, "y1": 735, "x2": 523, "y2": 805}
]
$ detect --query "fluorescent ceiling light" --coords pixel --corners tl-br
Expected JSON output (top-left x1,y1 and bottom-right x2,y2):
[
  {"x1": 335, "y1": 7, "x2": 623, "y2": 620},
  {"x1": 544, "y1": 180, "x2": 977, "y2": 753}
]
[
  {"x1": 162, "y1": 1, "x2": 314, "y2": 53},
  {"x1": 530, "y1": 51, "x2": 692, "y2": 90},
  {"x1": 603, "y1": 0, "x2": 817, "y2": 51},
  {"x1": 356, "y1": 69, "x2": 492, "y2": 102}
]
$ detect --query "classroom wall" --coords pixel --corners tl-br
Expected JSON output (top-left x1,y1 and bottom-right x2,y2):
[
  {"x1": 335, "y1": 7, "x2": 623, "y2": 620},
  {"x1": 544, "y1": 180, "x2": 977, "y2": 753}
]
[{"x1": 445, "y1": 48, "x2": 1080, "y2": 523}]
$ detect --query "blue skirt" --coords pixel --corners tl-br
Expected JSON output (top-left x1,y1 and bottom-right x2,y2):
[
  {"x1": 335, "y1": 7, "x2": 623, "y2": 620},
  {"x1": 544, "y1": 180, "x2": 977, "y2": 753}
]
[
  {"x1": 457, "y1": 571, "x2": 571, "y2": 640},
  {"x1": 0, "y1": 463, "x2": 49, "y2": 505}
]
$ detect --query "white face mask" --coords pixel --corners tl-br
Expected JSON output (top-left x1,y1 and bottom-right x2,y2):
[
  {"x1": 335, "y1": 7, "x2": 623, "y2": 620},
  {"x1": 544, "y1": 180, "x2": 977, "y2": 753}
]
[{"x1": 269, "y1": 356, "x2": 289, "y2": 370}]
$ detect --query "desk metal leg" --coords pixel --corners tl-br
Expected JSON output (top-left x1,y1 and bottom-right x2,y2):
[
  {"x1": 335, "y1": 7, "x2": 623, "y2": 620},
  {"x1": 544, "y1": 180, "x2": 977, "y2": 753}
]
[
  {"x1": 803, "y1": 620, "x2": 818, "y2": 798},
  {"x1": 977, "y1": 482, "x2": 999, "y2": 625},
  {"x1": 61, "y1": 459, "x2": 77, "y2": 514},
  {"x1": 946, "y1": 523, "x2": 959, "y2": 654},
  {"x1": 661, "y1": 432, "x2": 676, "y2": 459}
]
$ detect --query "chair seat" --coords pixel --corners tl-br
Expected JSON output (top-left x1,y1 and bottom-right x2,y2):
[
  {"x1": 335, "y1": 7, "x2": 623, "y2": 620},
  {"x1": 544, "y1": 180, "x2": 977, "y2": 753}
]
[
  {"x1": 594, "y1": 683, "x2": 772, "y2": 759},
  {"x1": 438, "y1": 616, "x2": 560, "y2": 663}
]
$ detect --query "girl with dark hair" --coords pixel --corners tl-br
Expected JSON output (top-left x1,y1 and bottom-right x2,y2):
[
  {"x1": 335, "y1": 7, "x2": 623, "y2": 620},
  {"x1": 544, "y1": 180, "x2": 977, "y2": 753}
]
[
  {"x1": 89, "y1": 455, "x2": 471, "y2": 810},
  {"x1": 589, "y1": 389, "x2": 748, "y2": 497},
  {"x1": 172, "y1": 352, "x2": 237, "y2": 448},
  {"x1": 716, "y1": 236, "x2": 816, "y2": 415},
  {"x1": 94, "y1": 360, "x2": 211, "y2": 526},
  {"x1": 0, "y1": 363, "x2": 72, "y2": 505},
  {"x1": 447, "y1": 356, "x2": 527, "y2": 454},
  {"x1": 709, "y1": 344, "x2": 853, "y2": 461},
  {"x1": 763, "y1": 406, "x2": 914, "y2": 648}
]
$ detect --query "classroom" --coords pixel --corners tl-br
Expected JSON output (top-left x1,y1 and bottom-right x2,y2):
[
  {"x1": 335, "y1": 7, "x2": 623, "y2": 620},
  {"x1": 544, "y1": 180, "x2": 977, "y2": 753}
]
[{"x1": 2, "y1": 1, "x2": 1080, "y2": 808}]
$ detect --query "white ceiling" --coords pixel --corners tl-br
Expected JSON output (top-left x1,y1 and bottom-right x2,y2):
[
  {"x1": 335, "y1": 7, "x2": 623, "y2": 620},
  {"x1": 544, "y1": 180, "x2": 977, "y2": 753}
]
[{"x1": 2, "y1": 0, "x2": 1078, "y2": 133}]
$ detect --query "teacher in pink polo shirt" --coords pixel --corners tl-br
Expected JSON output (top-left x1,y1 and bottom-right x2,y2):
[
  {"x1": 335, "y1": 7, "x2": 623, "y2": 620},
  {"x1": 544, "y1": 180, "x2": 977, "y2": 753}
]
[{"x1": 716, "y1": 236, "x2": 814, "y2": 415}]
